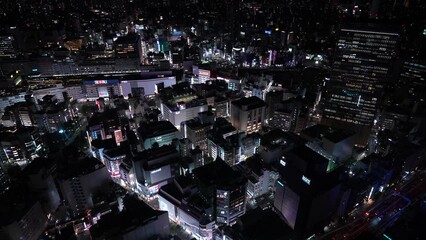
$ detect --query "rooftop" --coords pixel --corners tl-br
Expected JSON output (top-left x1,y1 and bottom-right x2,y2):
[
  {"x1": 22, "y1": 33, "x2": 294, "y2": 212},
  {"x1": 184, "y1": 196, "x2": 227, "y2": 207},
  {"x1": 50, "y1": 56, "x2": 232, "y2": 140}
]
[
  {"x1": 57, "y1": 157, "x2": 105, "y2": 180},
  {"x1": 90, "y1": 195, "x2": 167, "y2": 239},
  {"x1": 138, "y1": 121, "x2": 179, "y2": 140},
  {"x1": 194, "y1": 158, "x2": 246, "y2": 189},
  {"x1": 300, "y1": 124, "x2": 334, "y2": 140},
  {"x1": 288, "y1": 145, "x2": 329, "y2": 166},
  {"x1": 232, "y1": 208, "x2": 294, "y2": 240},
  {"x1": 231, "y1": 96, "x2": 266, "y2": 110},
  {"x1": 91, "y1": 138, "x2": 117, "y2": 150},
  {"x1": 323, "y1": 129, "x2": 356, "y2": 143}
]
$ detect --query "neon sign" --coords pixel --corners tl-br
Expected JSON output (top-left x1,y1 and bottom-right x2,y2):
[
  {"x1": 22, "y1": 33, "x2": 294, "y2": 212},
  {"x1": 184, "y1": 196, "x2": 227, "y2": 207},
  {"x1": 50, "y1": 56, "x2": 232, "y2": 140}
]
[
  {"x1": 302, "y1": 175, "x2": 311, "y2": 185},
  {"x1": 94, "y1": 80, "x2": 108, "y2": 85}
]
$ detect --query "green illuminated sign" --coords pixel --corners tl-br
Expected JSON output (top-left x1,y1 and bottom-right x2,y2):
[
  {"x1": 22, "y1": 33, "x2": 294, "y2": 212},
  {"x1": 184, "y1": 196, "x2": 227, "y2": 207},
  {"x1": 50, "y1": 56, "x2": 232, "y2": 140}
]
[{"x1": 383, "y1": 234, "x2": 392, "y2": 240}]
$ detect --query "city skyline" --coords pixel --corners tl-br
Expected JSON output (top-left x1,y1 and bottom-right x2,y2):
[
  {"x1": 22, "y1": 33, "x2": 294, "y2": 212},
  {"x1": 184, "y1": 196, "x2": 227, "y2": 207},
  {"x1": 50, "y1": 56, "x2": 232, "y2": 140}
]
[{"x1": 1, "y1": 1, "x2": 426, "y2": 240}]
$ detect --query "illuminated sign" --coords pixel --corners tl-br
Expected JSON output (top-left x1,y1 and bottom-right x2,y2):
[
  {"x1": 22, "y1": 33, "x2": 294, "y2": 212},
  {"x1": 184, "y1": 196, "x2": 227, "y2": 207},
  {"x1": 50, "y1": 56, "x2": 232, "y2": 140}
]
[
  {"x1": 95, "y1": 80, "x2": 108, "y2": 85},
  {"x1": 114, "y1": 130, "x2": 123, "y2": 145},
  {"x1": 302, "y1": 175, "x2": 311, "y2": 185},
  {"x1": 199, "y1": 69, "x2": 211, "y2": 77},
  {"x1": 383, "y1": 234, "x2": 392, "y2": 240},
  {"x1": 178, "y1": 103, "x2": 186, "y2": 110},
  {"x1": 83, "y1": 79, "x2": 119, "y2": 85}
]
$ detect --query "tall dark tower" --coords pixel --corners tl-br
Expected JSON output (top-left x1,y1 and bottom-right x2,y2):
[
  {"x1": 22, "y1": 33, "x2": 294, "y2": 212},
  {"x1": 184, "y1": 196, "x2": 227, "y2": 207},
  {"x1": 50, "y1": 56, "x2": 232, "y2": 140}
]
[
  {"x1": 225, "y1": 0, "x2": 241, "y2": 40},
  {"x1": 321, "y1": 24, "x2": 399, "y2": 146}
]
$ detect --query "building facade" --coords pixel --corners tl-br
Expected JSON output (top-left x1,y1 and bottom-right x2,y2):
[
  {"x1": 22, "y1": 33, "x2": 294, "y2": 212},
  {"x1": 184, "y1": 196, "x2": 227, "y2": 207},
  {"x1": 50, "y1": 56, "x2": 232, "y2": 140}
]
[{"x1": 321, "y1": 24, "x2": 399, "y2": 145}]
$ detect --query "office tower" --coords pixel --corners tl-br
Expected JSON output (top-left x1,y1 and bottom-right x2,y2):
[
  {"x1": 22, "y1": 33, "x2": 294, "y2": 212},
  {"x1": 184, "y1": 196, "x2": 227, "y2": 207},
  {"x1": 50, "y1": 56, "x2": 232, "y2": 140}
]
[
  {"x1": 273, "y1": 146, "x2": 342, "y2": 237},
  {"x1": 23, "y1": 158, "x2": 61, "y2": 214},
  {"x1": 0, "y1": 197, "x2": 47, "y2": 240},
  {"x1": 265, "y1": 90, "x2": 284, "y2": 121},
  {"x1": 270, "y1": 98, "x2": 303, "y2": 132},
  {"x1": 231, "y1": 96, "x2": 266, "y2": 134},
  {"x1": 234, "y1": 156, "x2": 274, "y2": 200},
  {"x1": 194, "y1": 158, "x2": 247, "y2": 226},
  {"x1": 207, "y1": 118, "x2": 242, "y2": 166},
  {"x1": 58, "y1": 157, "x2": 111, "y2": 215},
  {"x1": 114, "y1": 34, "x2": 139, "y2": 58},
  {"x1": 181, "y1": 111, "x2": 214, "y2": 152},
  {"x1": 0, "y1": 163, "x2": 10, "y2": 194},
  {"x1": 0, "y1": 127, "x2": 41, "y2": 165},
  {"x1": 0, "y1": 36, "x2": 17, "y2": 59},
  {"x1": 322, "y1": 24, "x2": 399, "y2": 145},
  {"x1": 395, "y1": 59, "x2": 426, "y2": 114},
  {"x1": 221, "y1": 208, "x2": 294, "y2": 240},
  {"x1": 213, "y1": 96, "x2": 230, "y2": 118},
  {"x1": 240, "y1": 133, "x2": 260, "y2": 160}
]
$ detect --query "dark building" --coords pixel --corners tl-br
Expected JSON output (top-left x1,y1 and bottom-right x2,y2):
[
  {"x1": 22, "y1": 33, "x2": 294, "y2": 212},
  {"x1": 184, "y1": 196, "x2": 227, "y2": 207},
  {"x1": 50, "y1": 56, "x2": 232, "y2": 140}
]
[
  {"x1": 270, "y1": 98, "x2": 303, "y2": 132},
  {"x1": 114, "y1": 34, "x2": 139, "y2": 58},
  {"x1": 90, "y1": 195, "x2": 170, "y2": 240},
  {"x1": 57, "y1": 157, "x2": 111, "y2": 215},
  {"x1": 265, "y1": 90, "x2": 284, "y2": 121},
  {"x1": 322, "y1": 24, "x2": 400, "y2": 145},
  {"x1": 194, "y1": 158, "x2": 247, "y2": 226},
  {"x1": 0, "y1": 186, "x2": 47, "y2": 240},
  {"x1": 274, "y1": 145, "x2": 342, "y2": 238},
  {"x1": 0, "y1": 163, "x2": 10, "y2": 194},
  {"x1": 395, "y1": 59, "x2": 426, "y2": 115}
]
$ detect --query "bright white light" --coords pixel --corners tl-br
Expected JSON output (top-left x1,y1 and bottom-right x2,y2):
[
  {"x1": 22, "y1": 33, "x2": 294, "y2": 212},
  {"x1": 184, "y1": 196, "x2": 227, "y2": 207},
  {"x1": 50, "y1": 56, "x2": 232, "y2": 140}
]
[{"x1": 368, "y1": 186, "x2": 374, "y2": 199}]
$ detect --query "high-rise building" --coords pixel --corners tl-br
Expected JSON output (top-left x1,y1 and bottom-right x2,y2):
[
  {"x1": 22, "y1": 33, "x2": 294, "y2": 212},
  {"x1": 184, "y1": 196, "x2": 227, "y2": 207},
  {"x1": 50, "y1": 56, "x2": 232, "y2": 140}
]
[
  {"x1": 0, "y1": 163, "x2": 10, "y2": 194},
  {"x1": 0, "y1": 127, "x2": 42, "y2": 165},
  {"x1": 0, "y1": 198, "x2": 47, "y2": 240},
  {"x1": 181, "y1": 112, "x2": 214, "y2": 151},
  {"x1": 395, "y1": 59, "x2": 426, "y2": 114},
  {"x1": 58, "y1": 157, "x2": 111, "y2": 214},
  {"x1": 273, "y1": 146, "x2": 342, "y2": 237},
  {"x1": 231, "y1": 96, "x2": 266, "y2": 134},
  {"x1": 194, "y1": 158, "x2": 247, "y2": 226},
  {"x1": 0, "y1": 36, "x2": 17, "y2": 59},
  {"x1": 321, "y1": 24, "x2": 399, "y2": 145},
  {"x1": 265, "y1": 90, "x2": 284, "y2": 121}
]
